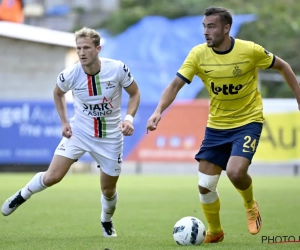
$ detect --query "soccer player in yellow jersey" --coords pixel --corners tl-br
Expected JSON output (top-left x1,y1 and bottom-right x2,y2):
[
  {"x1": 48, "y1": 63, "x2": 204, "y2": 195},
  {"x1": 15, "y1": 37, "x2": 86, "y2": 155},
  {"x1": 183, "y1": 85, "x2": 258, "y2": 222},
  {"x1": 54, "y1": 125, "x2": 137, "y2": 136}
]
[{"x1": 146, "y1": 7, "x2": 300, "y2": 243}]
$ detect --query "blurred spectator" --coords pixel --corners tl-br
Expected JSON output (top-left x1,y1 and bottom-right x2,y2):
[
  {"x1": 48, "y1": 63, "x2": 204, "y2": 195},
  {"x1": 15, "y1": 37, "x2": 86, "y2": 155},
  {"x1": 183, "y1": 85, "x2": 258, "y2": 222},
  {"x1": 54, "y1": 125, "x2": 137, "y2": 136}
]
[{"x1": 0, "y1": 0, "x2": 24, "y2": 23}]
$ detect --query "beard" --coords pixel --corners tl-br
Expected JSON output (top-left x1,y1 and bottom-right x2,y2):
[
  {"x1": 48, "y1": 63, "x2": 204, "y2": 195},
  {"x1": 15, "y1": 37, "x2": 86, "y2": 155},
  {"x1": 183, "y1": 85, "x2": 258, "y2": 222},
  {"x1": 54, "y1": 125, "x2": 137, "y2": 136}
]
[{"x1": 208, "y1": 37, "x2": 224, "y2": 48}]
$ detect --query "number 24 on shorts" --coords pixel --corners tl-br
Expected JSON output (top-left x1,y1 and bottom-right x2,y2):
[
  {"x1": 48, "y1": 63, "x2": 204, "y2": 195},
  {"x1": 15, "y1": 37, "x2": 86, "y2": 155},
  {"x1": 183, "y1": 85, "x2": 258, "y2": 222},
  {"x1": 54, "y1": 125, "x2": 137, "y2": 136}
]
[{"x1": 243, "y1": 136, "x2": 257, "y2": 153}]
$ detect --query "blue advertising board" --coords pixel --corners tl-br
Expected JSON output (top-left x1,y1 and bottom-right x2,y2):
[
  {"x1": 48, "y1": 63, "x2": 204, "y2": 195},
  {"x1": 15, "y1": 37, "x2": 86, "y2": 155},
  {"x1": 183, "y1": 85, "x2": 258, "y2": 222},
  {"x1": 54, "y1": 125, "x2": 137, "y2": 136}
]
[{"x1": 0, "y1": 101, "x2": 154, "y2": 164}]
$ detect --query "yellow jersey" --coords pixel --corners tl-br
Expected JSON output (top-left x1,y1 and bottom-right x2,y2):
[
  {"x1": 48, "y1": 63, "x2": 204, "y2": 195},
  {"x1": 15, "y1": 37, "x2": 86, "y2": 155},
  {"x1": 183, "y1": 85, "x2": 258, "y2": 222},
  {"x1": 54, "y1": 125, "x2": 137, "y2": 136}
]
[{"x1": 177, "y1": 38, "x2": 275, "y2": 129}]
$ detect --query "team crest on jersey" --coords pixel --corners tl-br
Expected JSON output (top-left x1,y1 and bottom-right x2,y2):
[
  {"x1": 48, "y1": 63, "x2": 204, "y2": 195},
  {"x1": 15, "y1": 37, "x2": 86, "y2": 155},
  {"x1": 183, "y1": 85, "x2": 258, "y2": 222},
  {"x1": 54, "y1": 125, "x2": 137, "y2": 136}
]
[{"x1": 232, "y1": 65, "x2": 242, "y2": 76}]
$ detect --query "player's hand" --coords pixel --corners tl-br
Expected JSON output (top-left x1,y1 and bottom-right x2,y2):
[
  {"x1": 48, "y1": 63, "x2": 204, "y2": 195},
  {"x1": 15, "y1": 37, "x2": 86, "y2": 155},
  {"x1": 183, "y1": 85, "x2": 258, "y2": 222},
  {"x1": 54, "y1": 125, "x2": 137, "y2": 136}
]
[
  {"x1": 146, "y1": 112, "x2": 161, "y2": 133},
  {"x1": 120, "y1": 120, "x2": 134, "y2": 136},
  {"x1": 62, "y1": 122, "x2": 72, "y2": 138}
]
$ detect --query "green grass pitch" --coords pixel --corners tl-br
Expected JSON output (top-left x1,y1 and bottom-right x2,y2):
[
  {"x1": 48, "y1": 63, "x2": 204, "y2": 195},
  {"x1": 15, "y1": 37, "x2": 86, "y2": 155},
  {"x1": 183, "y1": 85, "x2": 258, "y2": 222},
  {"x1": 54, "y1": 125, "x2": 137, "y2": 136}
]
[{"x1": 0, "y1": 174, "x2": 299, "y2": 250}]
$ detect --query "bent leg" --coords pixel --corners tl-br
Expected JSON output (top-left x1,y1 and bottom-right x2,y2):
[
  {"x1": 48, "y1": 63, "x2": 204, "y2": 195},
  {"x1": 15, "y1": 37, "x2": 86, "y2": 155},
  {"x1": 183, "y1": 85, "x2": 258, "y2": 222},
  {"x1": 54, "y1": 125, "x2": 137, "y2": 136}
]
[
  {"x1": 43, "y1": 155, "x2": 76, "y2": 186},
  {"x1": 2, "y1": 134, "x2": 84, "y2": 216},
  {"x1": 21, "y1": 155, "x2": 76, "y2": 199},
  {"x1": 227, "y1": 122, "x2": 263, "y2": 209},
  {"x1": 227, "y1": 156, "x2": 262, "y2": 234},
  {"x1": 226, "y1": 156, "x2": 253, "y2": 207},
  {"x1": 226, "y1": 156, "x2": 251, "y2": 190},
  {"x1": 1, "y1": 155, "x2": 75, "y2": 216}
]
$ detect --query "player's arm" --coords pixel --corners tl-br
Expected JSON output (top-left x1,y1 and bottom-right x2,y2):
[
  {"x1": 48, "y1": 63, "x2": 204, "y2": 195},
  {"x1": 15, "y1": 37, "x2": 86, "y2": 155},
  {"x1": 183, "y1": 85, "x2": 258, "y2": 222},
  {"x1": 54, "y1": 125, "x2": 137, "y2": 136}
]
[
  {"x1": 53, "y1": 84, "x2": 72, "y2": 138},
  {"x1": 155, "y1": 49, "x2": 198, "y2": 115},
  {"x1": 121, "y1": 80, "x2": 140, "y2": 136},
  {"x1": 253, "y1": 44, "x2": 300, "y2": 109},
  {"x1": 146, "y1": 76, "x2": 186, "y2": 132},
  {"x1": 53, "y1": 84, "x2": 68, "y2": 124},
  {"x1": 147, "y1": 48, "x2": 197, "y2": 132},
  {"x1": 123, "y1": 80, "x2": 140, "y2": 119},
  {"x1": 271, "y1": 57, "x2": 300, "y2": 107},
  {"x1": 154, "y1": 76, "x2": 186, "y2": 114}
]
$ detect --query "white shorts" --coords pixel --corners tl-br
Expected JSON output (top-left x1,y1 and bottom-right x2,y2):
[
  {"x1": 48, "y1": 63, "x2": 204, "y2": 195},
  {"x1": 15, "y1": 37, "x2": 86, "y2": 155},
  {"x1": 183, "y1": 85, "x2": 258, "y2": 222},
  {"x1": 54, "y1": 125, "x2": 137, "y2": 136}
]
[{"x1": 54, "y1": 133, "x2": 123, "y2": 176}]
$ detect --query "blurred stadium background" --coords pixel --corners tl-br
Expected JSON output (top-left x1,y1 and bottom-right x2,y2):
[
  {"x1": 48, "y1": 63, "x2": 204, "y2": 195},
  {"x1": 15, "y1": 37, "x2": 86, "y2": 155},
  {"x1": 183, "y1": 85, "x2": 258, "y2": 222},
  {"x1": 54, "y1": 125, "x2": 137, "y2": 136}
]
[{"x1": 0, "y1": 1, "x2": 300, "y2": 249}]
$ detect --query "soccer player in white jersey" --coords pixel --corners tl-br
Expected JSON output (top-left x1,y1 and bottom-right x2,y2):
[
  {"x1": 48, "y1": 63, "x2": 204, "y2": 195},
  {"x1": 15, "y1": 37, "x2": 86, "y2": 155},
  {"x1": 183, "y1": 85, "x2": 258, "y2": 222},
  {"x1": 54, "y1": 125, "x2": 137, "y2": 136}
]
[{"x1": 1, "y1": 27, "x2": 140, "y2": 237}]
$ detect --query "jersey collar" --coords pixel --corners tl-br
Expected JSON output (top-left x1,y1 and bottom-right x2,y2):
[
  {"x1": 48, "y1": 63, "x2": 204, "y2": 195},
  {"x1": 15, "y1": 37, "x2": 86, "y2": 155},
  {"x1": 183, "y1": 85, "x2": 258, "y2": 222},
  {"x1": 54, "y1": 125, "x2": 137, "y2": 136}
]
[{"x1": 212, "y1": 37, "x2": 235, "y2": 55}]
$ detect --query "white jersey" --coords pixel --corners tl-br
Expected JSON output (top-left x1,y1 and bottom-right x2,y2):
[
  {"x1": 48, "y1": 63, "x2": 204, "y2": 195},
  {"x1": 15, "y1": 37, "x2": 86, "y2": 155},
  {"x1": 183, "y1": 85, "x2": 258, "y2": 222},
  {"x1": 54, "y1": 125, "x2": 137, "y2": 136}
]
[{"x1": 57, "y1": 58, "x2": 134, "y2": 138}]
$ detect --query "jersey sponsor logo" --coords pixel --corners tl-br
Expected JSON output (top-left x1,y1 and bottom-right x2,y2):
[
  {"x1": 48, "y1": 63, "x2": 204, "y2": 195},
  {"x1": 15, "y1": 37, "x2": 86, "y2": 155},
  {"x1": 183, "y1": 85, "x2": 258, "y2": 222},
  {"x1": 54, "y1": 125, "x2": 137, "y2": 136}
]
[
  {"x1": 105, "y1": 82, "x2": 115, "y2": 89},
  {"x1": 204, "y1": 70, "x2": 214, "y2": 73},
  {"x1": 82, "y1": 97, "x2": 113, "y2": 116},
  {"x1": 211, "y1": 82, "x2": 243, "y2": 95},
  {"x1": 74, "y1": 88, "x2": 87, "y2": 91},
  {"x1": 59, "y1": 73, "x2": 65, "y2": 82},
  {"x1": 57, "y1": 143, "x2": 65, "y2": 151}
]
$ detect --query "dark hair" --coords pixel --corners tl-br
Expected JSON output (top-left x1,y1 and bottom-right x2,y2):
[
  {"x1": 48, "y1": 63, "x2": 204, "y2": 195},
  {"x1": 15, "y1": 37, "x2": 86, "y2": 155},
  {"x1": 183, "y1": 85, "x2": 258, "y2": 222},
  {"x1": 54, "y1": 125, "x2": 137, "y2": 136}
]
[{"x1": 204, "y1": 7, "x2": 232, "y2": 27}]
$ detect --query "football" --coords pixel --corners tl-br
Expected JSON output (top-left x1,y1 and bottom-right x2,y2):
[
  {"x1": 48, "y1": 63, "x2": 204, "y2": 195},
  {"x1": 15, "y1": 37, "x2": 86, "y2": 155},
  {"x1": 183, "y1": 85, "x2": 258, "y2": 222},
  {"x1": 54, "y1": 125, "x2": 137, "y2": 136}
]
[{"x1": 173, "y1": 216, "x2": 206, "y2": 246}]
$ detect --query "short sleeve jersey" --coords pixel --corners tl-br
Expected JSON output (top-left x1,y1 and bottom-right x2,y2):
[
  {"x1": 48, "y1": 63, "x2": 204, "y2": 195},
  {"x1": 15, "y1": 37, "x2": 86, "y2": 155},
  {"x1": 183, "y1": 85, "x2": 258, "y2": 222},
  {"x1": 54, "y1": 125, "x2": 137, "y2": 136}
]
[
  {"x1": 177, "y1": 38, "x2": 275, "y2": 129},
  {"x1": 57, "y1": 58, "x2": 134, "y2": 138}
]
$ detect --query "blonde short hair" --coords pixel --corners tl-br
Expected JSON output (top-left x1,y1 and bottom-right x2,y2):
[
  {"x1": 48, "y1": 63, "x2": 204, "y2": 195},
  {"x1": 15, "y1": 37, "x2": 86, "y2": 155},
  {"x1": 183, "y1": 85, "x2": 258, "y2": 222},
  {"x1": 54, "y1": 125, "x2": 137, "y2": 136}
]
[{"x1": 75, "y1": 27, "x2": 101, "y2": 47}]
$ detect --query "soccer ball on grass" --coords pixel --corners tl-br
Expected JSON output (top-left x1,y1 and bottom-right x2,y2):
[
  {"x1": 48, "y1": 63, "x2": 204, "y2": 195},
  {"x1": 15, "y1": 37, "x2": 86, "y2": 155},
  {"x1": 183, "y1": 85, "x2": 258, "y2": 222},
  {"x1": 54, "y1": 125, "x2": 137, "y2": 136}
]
[{"x1": 173, "y1": 216, "x2": 206, "y2": 246}]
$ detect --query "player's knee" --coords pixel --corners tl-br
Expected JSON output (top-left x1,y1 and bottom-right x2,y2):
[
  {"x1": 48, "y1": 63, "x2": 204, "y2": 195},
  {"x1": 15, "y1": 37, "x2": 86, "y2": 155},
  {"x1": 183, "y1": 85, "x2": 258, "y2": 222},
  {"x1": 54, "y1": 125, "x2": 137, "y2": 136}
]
[
  {"x1": 198, "y1": 172, "x2": 220, "y2": 194},
  {"x1": 198, "y1": 185, "x2": 210, "y2": 194},
  {"x1": 199, "y1": 190, "x2": 219, "y2": 204},
  {"x1": 102, "y1": 187, "x2": 116, "y2": 198},
  {"x1": 227, "y1": 168, "x2": 246, "y2": 184},
  {"x1": 43, "y1": 172, "x2": 63, "y2": 186}
]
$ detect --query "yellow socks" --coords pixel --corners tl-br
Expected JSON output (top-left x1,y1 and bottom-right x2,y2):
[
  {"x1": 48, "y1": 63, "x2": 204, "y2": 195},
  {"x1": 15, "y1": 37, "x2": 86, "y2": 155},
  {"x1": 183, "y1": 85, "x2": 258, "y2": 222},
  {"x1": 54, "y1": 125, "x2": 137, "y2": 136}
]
[
  {"x1": 200, "y1": 184, "x2": 254, "y2": 235},
  {"x1": 201, "y1": 197, "x2": 222, "y2": 234},
  {"x1": 237, "y1": 183, "x2": 254, "y2": 209}
]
